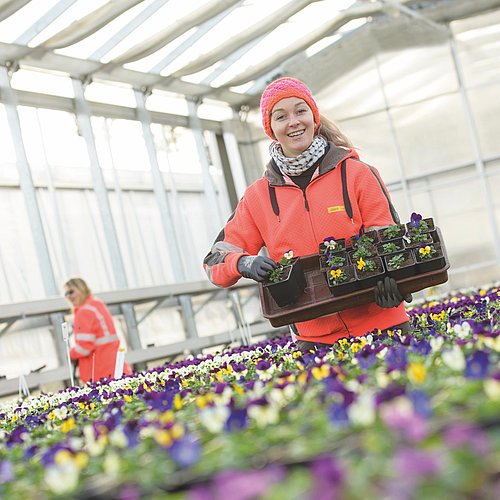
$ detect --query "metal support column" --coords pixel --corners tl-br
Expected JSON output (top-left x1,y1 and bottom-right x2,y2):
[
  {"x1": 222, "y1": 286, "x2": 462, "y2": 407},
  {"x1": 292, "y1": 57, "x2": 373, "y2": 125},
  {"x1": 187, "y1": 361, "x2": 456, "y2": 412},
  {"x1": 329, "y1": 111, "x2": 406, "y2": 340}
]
[
  {"x1": 133, "y1": 88, "x2": 187, "y2": 281},
  {"x1": 0, "y1": 64, "x2": 67, "y2": 366},
  {"x1": 187, "y1": 97, "x2": 223, "y2": 236},
  {"x1": 449, "y1": 35, "x2": 500, "y2": 263},
  {"x1": 373, "y1": 55, "x2": 411, "y2": 218},
  {"x1": 134, "y1": 88, "x2": 200, "y2": 341},
  {"x1": 71, "y1": 77, "x2": 142, "y2": 350},
  {"x1": 222, "y1": 119, "x2": 248, "y2": 201}
]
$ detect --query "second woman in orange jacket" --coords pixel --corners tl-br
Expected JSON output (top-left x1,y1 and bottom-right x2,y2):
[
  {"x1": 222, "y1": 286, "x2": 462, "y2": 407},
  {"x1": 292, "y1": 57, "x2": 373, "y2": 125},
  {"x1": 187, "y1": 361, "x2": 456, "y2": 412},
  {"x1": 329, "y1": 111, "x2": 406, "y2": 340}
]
[{"x1": 64, "y1": 277, "x2": 132, "y2": 384}]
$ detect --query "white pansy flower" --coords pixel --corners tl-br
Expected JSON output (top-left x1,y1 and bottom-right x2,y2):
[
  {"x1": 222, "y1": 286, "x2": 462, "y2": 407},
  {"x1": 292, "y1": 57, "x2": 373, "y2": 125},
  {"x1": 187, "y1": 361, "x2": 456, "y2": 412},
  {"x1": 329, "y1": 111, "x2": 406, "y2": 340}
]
[
  {"x1": 375, "y1": 370, "x2": 391, "y2": 388},
  {"x1": 482, "y1": 336, "x2": 500, "y2": 352},
  {"x1": 484, "y1": 379, "x2": 500, "y2": 401},
  {"x1": 103, "y1": 451, "x2": 121, "y2": 477},
  {"x1": 109, "y1": 428, "x2": 128, "y2": 448},
  {"x1": 45, "y1": 461, "x2": 79, "y2": 495},
  {"x1": 52, "y1": 406, "x2": 68, "y2": 420},
  {"x1": 430, "y1": 336, "x2": 444, "y2": 352},
  {"x1": 347, "y1": 391, "x2": 376, "y2": 426},
  {"x1": 377, "y1": 347, "x2": 388, "y2": 359},
  {"x1": 441, "y1": 345, "x2": 466, "y2": 371},
  {"x1": 453, "y1": 322, "x2": 471, "y2": 339},
  {"x1": 247, "y1": 403, "x2": 279, "y2": 427},
  {"x1": 198, "y1": 405, "x2": 230, "y2": 433}
]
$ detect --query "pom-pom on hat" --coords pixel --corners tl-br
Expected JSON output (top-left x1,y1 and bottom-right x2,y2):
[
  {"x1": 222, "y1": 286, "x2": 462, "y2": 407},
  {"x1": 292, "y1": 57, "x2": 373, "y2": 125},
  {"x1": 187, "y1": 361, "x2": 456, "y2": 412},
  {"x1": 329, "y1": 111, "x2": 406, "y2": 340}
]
[{"x1": 260, "y1": 77, "x2": 320, "y2": 140}]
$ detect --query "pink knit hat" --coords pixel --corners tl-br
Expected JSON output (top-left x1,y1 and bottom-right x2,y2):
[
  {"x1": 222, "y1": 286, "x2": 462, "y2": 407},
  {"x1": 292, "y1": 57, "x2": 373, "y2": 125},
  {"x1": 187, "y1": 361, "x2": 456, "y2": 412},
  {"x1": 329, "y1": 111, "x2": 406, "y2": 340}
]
[{"x1": 260, "y1": 77, "x2": 320, "y2": 140}]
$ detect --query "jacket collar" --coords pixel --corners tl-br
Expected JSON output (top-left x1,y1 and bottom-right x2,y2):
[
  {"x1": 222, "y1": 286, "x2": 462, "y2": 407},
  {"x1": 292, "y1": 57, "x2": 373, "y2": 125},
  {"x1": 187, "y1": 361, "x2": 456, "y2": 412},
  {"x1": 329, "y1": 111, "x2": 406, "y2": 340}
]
[
  {"x1": 74, "y1": 295, "x2": 93, "y2": 314},
  {"x1": 263, "y1": 142, "x2": 357, "y2": 186}
]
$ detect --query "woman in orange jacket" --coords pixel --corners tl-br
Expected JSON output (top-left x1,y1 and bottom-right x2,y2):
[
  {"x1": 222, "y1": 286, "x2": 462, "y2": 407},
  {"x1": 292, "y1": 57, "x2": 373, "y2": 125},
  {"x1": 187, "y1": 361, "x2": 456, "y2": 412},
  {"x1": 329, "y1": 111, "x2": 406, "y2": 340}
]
[
  {"x1": 64, "y1": 277, "x2": 132, "y2": 384},
  {"x1": 204, "y1": 77, "x2": 412, "y2": 351}
]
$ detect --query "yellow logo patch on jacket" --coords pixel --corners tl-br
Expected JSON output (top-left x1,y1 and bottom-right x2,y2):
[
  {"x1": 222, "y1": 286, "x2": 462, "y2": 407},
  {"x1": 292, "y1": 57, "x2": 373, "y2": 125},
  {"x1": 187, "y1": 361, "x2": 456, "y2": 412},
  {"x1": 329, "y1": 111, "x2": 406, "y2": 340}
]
[{"x1": 327, "y1": 206, "x2": 345, "y2": 213}]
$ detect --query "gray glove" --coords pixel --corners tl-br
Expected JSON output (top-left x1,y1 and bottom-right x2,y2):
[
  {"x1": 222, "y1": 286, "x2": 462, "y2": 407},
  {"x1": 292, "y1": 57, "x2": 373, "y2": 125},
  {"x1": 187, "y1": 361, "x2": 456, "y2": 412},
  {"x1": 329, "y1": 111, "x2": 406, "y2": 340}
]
[
  {"x1": 374, "y1": 276, "x2": 413, "y2": 308},
  {"x1": 237, "y1": 255, "x2": 277, "y2": 282}
]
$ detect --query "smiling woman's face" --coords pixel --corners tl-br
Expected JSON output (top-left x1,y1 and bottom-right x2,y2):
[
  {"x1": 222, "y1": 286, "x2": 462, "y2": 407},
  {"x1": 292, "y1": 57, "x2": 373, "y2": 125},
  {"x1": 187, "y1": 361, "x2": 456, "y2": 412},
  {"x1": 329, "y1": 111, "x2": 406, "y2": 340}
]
[{"x1": 270, "y1": 97, "x2": 315, "y2": 157}]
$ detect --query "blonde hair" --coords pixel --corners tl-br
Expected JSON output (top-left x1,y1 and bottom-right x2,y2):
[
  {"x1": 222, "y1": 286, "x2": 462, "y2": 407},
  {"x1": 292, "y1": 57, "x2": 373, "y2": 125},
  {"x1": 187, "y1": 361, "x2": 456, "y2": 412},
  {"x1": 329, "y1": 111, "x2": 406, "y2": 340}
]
[
  {"x1": 64, "y1": 277, "x2": 92, "y2": 301},
  {"x1": 316, "y1": 114, "x2": 354, "y2": 149}
]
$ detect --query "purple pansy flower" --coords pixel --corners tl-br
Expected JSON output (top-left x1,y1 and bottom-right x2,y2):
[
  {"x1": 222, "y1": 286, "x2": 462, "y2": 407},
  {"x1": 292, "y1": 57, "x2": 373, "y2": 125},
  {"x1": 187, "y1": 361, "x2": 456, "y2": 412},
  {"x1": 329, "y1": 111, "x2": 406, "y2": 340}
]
[
  {"x1": 385, "y1": 346, "x2": 408, "y2": 371},
  {"x1": 329, "y1": 402, "x2": 350, "y2": 428},
  {"x1": 169, "y1": 434, "x2": 202, "y2": 468},
  {"x1": 225, "y1": 407, "x2": 248, "y2": 432},
  {"x1": 410, "y1": 212, "x2": 422, "y2": 227},
  {"x1": 465, "y1": 350, "x2": 490, "y2": 379}
]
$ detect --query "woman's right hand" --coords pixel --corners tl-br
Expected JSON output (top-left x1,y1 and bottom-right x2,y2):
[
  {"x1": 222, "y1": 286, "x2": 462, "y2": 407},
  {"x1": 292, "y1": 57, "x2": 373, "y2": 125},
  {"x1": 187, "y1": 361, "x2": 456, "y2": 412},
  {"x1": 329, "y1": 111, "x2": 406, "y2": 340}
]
[{"x1": 237, "y1": 255, "x2": 277, "y2": 282}]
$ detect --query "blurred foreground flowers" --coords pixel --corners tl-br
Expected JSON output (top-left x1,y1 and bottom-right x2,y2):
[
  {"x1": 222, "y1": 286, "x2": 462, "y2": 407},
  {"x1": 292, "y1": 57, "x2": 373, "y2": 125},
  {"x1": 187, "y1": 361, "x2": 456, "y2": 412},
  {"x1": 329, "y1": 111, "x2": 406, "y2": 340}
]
[{"x1": 1, "y1": 285, "x2": 500, "y2": 499}]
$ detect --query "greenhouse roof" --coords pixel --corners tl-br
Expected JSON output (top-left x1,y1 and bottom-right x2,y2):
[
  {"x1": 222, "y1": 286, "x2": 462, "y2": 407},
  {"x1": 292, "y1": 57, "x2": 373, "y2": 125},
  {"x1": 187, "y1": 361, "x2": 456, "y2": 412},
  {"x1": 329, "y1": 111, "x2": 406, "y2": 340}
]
[{"x1": 0, "y1": 0, "x2": 499, "y2": 109}]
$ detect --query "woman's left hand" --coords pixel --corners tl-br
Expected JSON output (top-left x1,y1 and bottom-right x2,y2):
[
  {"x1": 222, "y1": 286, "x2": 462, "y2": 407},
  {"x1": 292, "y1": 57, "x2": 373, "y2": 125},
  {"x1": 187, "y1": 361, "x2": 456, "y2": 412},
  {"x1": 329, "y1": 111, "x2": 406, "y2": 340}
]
[{"x1": 374, "y1": 276, "x2": 412, "y2": 308}]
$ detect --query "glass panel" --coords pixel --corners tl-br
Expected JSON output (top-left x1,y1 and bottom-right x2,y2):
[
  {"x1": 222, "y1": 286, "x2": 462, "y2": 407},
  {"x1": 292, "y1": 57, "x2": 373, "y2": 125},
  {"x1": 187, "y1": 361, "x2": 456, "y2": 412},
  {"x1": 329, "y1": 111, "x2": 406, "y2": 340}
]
[
  {"x1": 161, "y1": 126, "x2": 203, "y2": 175},
  {"x1": 339, "y1": 112, "x2": 401, "y2": 183},
  {"x1": 146, "y1": 89, "x2": 188, "y2": 116},
  {"x1": 453, "y1": 9, "x2": 500, "y2": 87},
  {"x1": 108, "y1": 190, "x2": 173, "y2": 287},
  {"x1": 0, "y1": 189, "x2": 45, "y2": 302},
  {"x1": 391, "y1": 94, "x2": 474, "y2": 174},
  {"x1": 0, "y1": 328, "x2": 59, "y2": 379},
  {"x1": 10, "y1": 69, "x2": 74, "y2": 98},
  {"x1": 94, "y1": 117, "x2": 150, "y2": 171},
  {"x1": 468, "y1": 83, "x2": 500, "y2": 158},
  {"x1": 315, "y1": 58, "x2": 385, "y2": 120},
  {"x1": 0, "y1": 104, "x2": 18, "y2": 183},
  {"x1": 18, "y1": 107, "x2": 90, "y2": 169},
  {"x1": 429, "y1": 176, "x2": 493, "y2": 266},
  {"x1": 379, "y1": 44, "x2": 458, "y2": 107},
  {"x1": 85, "y1": 81, "x2": 136, "y2": 108},
  {"x1": 54, "y1": 189, "x2": 115, "y2": 291}
]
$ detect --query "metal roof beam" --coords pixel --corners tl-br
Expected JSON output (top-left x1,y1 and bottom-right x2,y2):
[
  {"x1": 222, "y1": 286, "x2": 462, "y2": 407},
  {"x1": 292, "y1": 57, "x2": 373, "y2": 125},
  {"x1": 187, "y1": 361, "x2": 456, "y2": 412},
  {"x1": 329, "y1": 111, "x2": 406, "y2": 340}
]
[
  {"x1": 14, "y1": 0, "x2": 77, "y2": 45},
  {"x1": 40, "y1": 0, "x2": 144, "y2": 49},
  {"x1": 149, "y1": 1, "x2": 241, "y2": 73},
  {"x1": 172, "y1": 0, "x2": 317, "y2": 77},
  {"x1": 110, "y1": 0, "x2": 241, "y2": 65},
  {"x1": 90, "y1": 0, "x2": 170, "y2": 61},
  {"x1": 0, "y1": 0, "x2": 30, "y2": 22},
  {"x1": 221, "y1": 0, "x2": 389, "y2": 88}
]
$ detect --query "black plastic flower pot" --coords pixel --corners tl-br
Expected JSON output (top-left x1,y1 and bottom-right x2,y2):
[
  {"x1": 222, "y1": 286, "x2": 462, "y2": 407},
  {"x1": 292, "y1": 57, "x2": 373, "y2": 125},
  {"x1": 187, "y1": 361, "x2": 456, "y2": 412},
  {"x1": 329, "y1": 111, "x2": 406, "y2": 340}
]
[
  {"x1": 354, "y1": 256, "x2": 385, "y2": 289},
  {"x1": 383, "y1": 251, "x2": 417, "y2": 280},
  {"x1": 414, "y1": 243, "x2": 446, "y2": 274},
  {"x1": 264, "y1": 258, "x2": 306, "y2": 307},
  {"x1": 319, "y1": 251, "x2": 349, "y2": 271},
  {"x1": 376, "y1": 239, "x2": 404, "y2": 257},
  {"x1": 325, "y1": 265, "x2": 358, "y2": 296},
  {"x1": 405, "y1": 217, "x2": 435, "y2": 235},
  {"x1": 348, "y1": 244, "x2": 377, "y2": 264},
  {"x1": 403, "y1": 232, "x2": 433, "y2": 249},
  {"x1": 350, "y1": 230, "x2": 379, "y2": 249},
  {"x1": 377, "y1": 224, "x2": 406, "y2": 243},
  {"x1": 318, "y1": 238, "x2": 346, "y2": 256}
]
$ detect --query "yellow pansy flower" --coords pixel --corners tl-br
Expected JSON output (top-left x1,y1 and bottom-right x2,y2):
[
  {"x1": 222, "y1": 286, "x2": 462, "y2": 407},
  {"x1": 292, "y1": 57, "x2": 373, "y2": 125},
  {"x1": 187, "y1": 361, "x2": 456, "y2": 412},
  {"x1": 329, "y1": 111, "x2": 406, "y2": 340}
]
[
  {"x1": 408, "y1": 362, "x2": 427, "y2": 384},
  {"x1": 61, "y1": 417, "x2": 76, "y2": 433},
  {"x1": 330, "y1": 268, "x2": 342, "y2": 279}
]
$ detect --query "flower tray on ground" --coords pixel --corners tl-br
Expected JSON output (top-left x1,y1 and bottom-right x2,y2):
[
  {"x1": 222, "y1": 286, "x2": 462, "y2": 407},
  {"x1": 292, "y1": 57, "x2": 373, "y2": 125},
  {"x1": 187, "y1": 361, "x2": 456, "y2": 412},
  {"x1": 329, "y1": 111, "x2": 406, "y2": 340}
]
[{"x1": 259, "y1": 227, "x2": 449, "y2": 327}]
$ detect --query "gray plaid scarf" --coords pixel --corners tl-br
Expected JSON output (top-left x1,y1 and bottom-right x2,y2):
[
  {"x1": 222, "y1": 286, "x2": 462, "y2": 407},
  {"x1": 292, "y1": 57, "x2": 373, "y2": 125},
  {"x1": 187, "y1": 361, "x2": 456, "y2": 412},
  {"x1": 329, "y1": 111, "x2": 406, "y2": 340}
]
[{"x1": 269, "y1": 135, "x2": 327, "y2": 176}]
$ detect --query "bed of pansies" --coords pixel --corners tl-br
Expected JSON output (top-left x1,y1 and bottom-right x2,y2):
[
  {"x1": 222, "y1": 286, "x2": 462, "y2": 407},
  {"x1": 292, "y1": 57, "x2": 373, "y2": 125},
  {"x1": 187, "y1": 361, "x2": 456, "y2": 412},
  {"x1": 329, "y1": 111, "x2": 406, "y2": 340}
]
[{"x1": 1, "y1": 285, "x2": 500, "y2": 500}]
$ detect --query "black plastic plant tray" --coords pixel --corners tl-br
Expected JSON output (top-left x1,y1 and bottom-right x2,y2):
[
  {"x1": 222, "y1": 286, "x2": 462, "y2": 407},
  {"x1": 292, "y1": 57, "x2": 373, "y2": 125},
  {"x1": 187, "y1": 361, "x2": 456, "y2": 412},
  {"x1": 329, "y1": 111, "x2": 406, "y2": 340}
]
[{"x1": 258, "y1": 227, "x2": 450, "y2": 327}]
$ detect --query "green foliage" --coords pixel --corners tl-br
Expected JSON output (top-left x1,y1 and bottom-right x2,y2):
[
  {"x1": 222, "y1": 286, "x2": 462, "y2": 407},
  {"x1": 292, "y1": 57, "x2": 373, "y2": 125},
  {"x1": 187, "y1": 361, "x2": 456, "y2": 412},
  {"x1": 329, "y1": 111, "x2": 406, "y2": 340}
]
[
  {"x1": 388, "y1": 253, "x2": 406, "y2": 269},
  {"x1": 382, "y1": 224, "x2": 403, "y2": 239},
  {"x1": 382, "y1": 242, "x2": 400, "y2": 254},
  {"x1": 352, "y1": 246, "x2": 373, "y2": 259}
]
